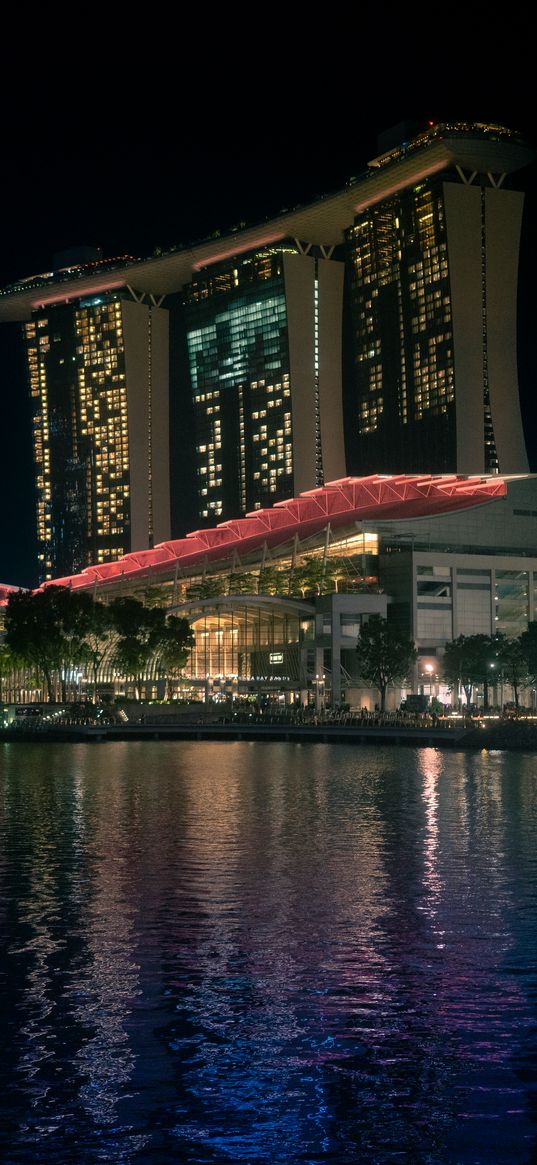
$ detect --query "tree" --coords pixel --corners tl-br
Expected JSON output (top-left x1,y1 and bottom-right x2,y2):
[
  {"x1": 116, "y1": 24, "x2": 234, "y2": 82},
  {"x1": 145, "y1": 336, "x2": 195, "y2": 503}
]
[
  {"x1": 82, "y1": 599, "x2": 119, "y2": 703},
  {"x1": 227, "y1": 571, "x2": 257, "y2": 595},
  {"x1": 109, "y1": 597, "x2": 164, "y2": 698},
  {"x1": 4, "y1": 589, "x2": 195, "y2": 706},
  {"x1": 156, "y1": 616, "x2": 195, "y2": 698},
  {"x1": 296, "y1": 557, "x2": 326, "y2": 598},
  {"x1": 5, "y1": 588, "x2": 66, "y2": 701},
  {"x1": 443, "y1": 635, "x2": 481, "y2": 709},
  {"x1": 328, "y1": 555, "x2": 357, "y2": 593},
  {"x1": 520, "y1": 621, "x2": 537, "y2": 685},
  {"x1": 443, "y1": 633, "x2": 504, "y2": 710},
  {"x1": 443, "y1": 632, "x2": 531, "y2": 712},
  {"x1": 44, "y1": 588, "x2": 95, "y2": 702},
  {"x1": 109, "y1": 598, "x2": 194, "y2": 700},
  {"x1": 355, "y1": 615, "x2": 417, "y2": 711},
  {"x1": 0, "y1": 643, "x2": 24, "y2": 702},
  {"x1": 496, "y1": 636, "x2": 528, "y2": 712},
  {"x1": 5, "y1": 586, "x2": 110, "y2": 702},
  {"x1": 186, "y1": 577, "x2": 224, "y2": 601},
  {"x1": 257, "y1": 566, "x2": 288, "y2": 597}
]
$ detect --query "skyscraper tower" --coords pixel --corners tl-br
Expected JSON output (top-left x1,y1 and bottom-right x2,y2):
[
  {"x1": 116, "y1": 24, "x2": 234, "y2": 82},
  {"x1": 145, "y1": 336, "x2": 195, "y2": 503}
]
[
  {"x1": 343, "y1": 121, "x2": 532, "y2": 476},
  {"x1": 22, "y1": 276, "x2": 170, "y2": 581},
  {"x1": 181, "y1": 242, "x2": 346, "y2": 523}
]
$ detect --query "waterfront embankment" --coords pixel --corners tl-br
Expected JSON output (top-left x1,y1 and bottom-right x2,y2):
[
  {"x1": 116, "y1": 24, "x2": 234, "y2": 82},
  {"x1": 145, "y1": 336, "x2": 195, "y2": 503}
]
[{"x1": 2, "y1": 716, "x2": 537, "y2": 750}]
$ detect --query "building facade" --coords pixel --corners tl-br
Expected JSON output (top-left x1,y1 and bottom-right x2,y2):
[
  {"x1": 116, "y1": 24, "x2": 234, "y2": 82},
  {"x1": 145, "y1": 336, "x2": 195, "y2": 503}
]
[
  {"x1": 182, "y1": 243, "x2": 346, "y2": 523},
  {"x1": 0, "y1": 121, "x2": 533, "y2": 580},
  {"x1": 344, "y1": 127, "x2": 530, "y2": 477},
  {"x1": 23, "y1": 286, "x2": 170, "y2": 580}
]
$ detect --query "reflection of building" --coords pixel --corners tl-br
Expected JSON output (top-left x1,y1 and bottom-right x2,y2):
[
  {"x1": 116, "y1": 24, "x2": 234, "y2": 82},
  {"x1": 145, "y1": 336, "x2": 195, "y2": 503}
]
[
  {"x1": 0, "y1": 122, "x2": 533, "y2": 581},
  {"x1": 14, "y1": 472, "x2": 533, "y2": 711}
]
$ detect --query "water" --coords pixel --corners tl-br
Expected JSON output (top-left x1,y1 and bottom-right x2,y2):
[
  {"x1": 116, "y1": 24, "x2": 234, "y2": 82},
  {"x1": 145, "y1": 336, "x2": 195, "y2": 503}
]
[{"x1": 1, "y1": 743, "x2": 536, "y2": 1164}]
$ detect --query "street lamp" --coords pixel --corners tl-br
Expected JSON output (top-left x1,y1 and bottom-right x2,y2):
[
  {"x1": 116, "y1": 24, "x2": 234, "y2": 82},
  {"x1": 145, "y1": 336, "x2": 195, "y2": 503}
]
[
  {"x1": 425, "y1": 663, "x2": 434, "y2": 701},
  {"x1": 489, "y1": 661, "x2": 496, "y2": 712},
  {"x1": 315, "y1": 673, "x2": 325, "y2": 713}
]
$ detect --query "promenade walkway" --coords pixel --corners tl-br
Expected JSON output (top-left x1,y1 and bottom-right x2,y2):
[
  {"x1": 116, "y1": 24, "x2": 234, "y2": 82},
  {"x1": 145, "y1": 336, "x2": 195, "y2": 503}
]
[{"x1": 3, "y1": 709, "x2": 536, "y2": 749}]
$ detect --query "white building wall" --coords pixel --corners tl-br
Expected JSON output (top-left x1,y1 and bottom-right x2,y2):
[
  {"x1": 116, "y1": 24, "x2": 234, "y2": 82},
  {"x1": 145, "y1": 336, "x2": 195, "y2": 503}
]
[
  {"x1": 283, "y1": 252, "x2": 346, "y2": 494},
  {"x1": 485, "y1": 187, "x2": 529, "y2": 473},
  {"x1": 122, "y1": 299, "x2": 170, "y2": 552},
  {"x1": 443, "y1": 182, "x2": 484, "y2": 472}
]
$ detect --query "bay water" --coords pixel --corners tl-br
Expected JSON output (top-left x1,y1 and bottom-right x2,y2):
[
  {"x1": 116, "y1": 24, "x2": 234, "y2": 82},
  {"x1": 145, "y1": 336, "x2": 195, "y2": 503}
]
[{"x1": 1, "y1": 742, "x2": 536, "y2": 1164}]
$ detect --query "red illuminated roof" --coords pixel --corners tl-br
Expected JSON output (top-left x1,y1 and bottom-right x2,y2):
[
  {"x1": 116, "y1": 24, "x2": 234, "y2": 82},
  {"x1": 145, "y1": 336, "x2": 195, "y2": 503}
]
[
  {"x1": 0, "y1": 583, "x2": 24, "y2": 602},
  {"x1": 36, "y1": 474, "x2": 507, "y2": 595}
]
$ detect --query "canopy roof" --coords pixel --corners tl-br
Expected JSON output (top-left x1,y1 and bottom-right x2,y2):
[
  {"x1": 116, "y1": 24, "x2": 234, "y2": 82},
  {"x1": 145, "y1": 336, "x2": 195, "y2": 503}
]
[{"x1": 40, "y1": 474, "x2": 507, "y2": 594}]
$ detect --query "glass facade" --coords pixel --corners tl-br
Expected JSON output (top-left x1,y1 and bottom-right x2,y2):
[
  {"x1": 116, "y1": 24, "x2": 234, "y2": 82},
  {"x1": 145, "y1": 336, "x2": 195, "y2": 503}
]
[
  {"x1": 345, "y1": 179, "x2": 456, "y2": 474},
  {"x1": 187, "y1": 603, "x2": 308, "y2": 684},
  {"x1": 456, "y1": 567, "x2": 492, "y2": 636},
  {"x1": 25, "y1": 294, "x2": 131, "y2": 581},
  {"x1": 74, "y1": 300, "x2": 131, "y2": 564},
  {"x1": 185, "y1": 248, "x2": 295, "y2": 523},
  {"x1": 416, "y1": 564, "x2": 453, "y2": 642},
  {"x1": 154, "y1": 527, "x2": 381, "y2": 614},
  {"x1": 494, "y1": 569, "x2": 529, "y2": 637}
]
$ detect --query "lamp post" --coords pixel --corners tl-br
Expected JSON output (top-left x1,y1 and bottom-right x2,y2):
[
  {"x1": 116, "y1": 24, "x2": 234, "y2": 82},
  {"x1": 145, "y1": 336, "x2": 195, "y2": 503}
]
[
  {"x1": 489, "y1": 661, "x2": 496, "y2": 712},
  {"x1": 490, "y1": 660, "x2": 504, "y2": 713},
  {"x1": 425, "y1": 663, "x2": 434, "y2": 703}
]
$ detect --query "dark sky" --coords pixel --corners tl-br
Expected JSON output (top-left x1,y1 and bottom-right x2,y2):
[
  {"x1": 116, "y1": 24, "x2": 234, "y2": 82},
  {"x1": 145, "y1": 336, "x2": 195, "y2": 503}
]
[{"x1": 1, "y1": 65, "x2": 535, "y2": 587}]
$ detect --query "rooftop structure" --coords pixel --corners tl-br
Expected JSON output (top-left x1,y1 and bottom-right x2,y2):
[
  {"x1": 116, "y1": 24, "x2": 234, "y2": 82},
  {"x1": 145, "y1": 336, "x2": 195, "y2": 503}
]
[{"x1": 0, "y1": 123, "x2": 531, "y2": 323}]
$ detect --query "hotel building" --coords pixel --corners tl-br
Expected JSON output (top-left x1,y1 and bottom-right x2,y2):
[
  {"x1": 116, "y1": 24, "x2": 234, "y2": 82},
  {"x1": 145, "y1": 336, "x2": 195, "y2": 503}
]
[
  {"x1": 22, "y1": 279, "x2": 170, "y2": 580},
  {"x1": 0, "y1": 121, "x2": 533, "y2": 580},
  {"x1": 182, "y1": 242, "x2": 345, "y2": 522},
  {"x1": 344, "y1": 128, "x2": 531, "y2": 476}
]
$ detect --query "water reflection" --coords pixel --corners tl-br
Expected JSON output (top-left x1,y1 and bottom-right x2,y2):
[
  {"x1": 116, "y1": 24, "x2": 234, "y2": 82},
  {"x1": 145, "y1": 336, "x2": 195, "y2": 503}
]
[
  {"x1": 0, "y1": 742, "x2": 536, "y2": 1163},
  {"x1": 68, "y1": 776, "x2": 139, "y2": 1129}
]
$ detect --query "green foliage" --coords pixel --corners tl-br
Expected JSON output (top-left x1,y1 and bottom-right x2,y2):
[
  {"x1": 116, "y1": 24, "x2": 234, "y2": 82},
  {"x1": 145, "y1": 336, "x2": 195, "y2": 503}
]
[
  {"x1": 496, "y1": 636, "x2": 528, "y2": 711},
  {"x1": 4, "y1": 588, "x2": 195, "y2": 703},
  {"x1": 443, "y1": 633, "x2": 501, "y2": 707},
  {"x1": 442, "y1": 632, "x2": 529, "y2": 709},
  {"x1": 286, "y1": 557, "x2": 333, "y2": 599},
  {"x1": 157, "y1": 617, "x2": 195, "y2": 696},
  {"x1": 109, "y1": 598, "x2": 166, "y2": 685},
  {"x1": 227, "y1": 572, "x2": 257, "y2": 595},
  {"x1": 5, "y1": 587, "x2": 80, "y2": 701},
  {"x1": 83, "y1": 600, "x2": 118, "y2": 700},
  {"x1": 520, "y1": 621, "x2": 537, "y2": 684},
  {"x1": 109, "y1": 597, "x2": 194, "y2": 696},
  {"x1": 257, "y1": 566, "x2": 288, "y2": 596},
  {"x1": 355, "y1": 615, "x2": 417, "y2": 711},
  {"x1": 0, "y1": 643, "x2": 24, "y2": 700},
  {"x1": 297, "y1": 557, "x2": 326, "y2": 597},
  {"x1": 326, "y1": 555, "x2": 355, "y2": 592},
  {"x1": 185, "y1": 577, "x2": 224, "y2": 600}
]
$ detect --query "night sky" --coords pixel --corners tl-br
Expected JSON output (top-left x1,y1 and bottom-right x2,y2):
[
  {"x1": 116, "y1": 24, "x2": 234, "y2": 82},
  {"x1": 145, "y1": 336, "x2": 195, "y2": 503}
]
[{"x1": 1, "y1": 72, "x2": 535, "y2": 587}]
